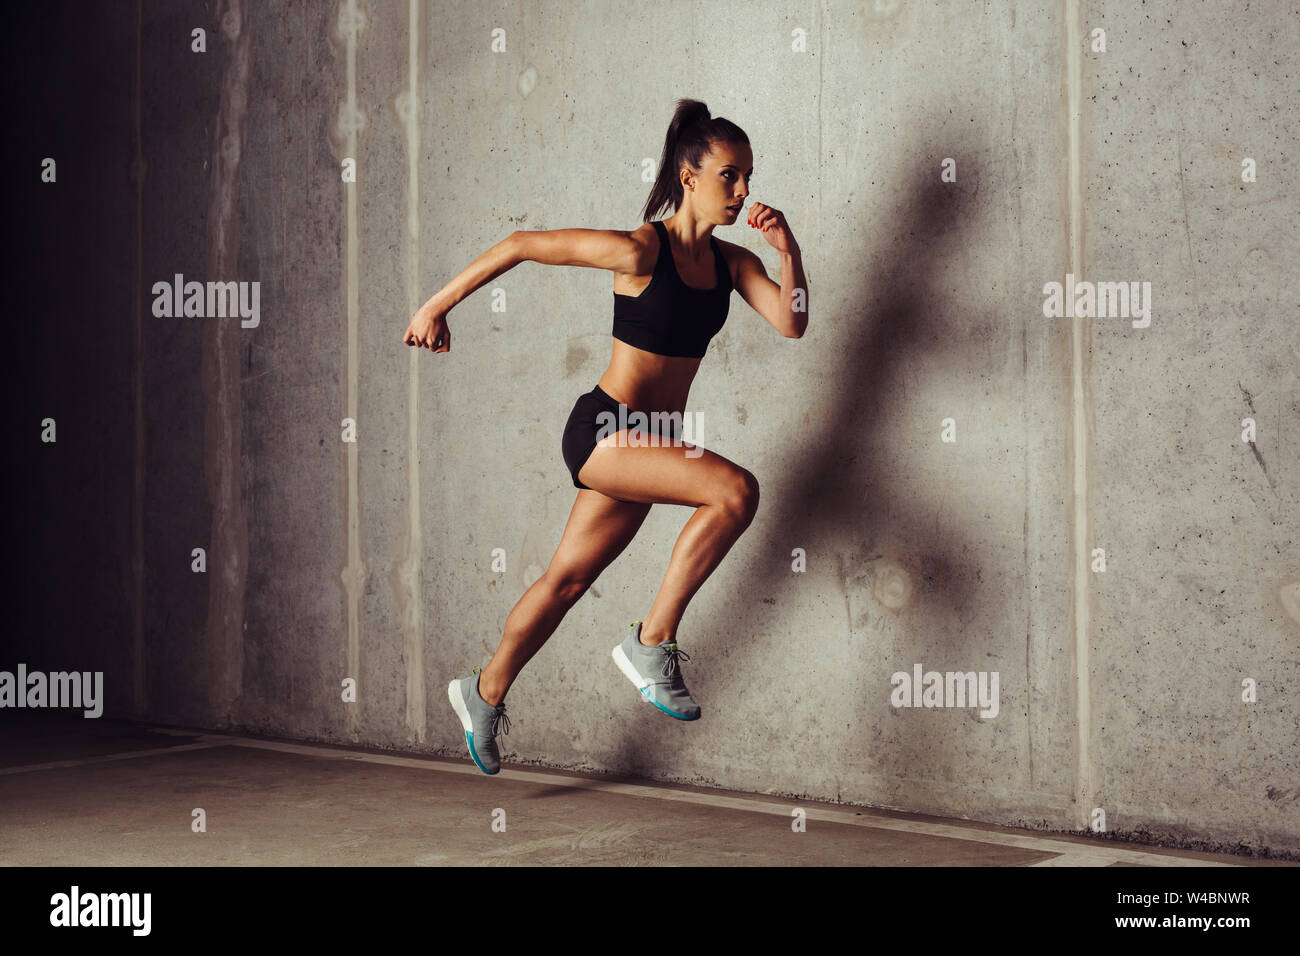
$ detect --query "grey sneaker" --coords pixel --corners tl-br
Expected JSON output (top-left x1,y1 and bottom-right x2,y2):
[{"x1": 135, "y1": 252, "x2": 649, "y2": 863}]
[
  {"x1": 447, "y1": 666, "x2": 511, "y2": 774},
  {"x1": 611, "y1": 620, "x2": 701, "y2": 720}
]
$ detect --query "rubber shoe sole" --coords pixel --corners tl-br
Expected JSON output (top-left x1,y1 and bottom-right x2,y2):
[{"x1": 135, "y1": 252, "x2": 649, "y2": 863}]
[{"x1": 447, "y1": 676, "x2": 501, "y2": 774}]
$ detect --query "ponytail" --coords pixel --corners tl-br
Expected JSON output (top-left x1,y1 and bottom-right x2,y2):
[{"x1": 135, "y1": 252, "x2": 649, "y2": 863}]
[{"x1": 640, "y1": 98, "x2": 750, "y2": 222}]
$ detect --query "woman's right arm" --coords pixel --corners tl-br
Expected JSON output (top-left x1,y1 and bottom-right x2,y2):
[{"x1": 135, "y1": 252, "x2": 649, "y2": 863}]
[
  {"x1": 404, "y1": 229, "x2": 644, "y2": 352},
  {"x1": 404, "y1": 232, "x2": 521, "y2": 352}
]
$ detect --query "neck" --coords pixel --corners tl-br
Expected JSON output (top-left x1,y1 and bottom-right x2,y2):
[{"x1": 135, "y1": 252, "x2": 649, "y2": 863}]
[{"x1": 664, "y1": 211, "x2": 714, "y2": 257}]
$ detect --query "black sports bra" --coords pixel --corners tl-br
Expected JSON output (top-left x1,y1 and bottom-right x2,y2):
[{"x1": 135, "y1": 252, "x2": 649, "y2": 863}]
[{"x1": 612, "y1": 220, "x2": 732, "y2": 359}]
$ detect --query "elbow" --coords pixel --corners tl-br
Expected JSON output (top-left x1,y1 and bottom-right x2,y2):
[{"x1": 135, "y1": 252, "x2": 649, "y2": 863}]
[
  {"x1": 785, "y1": 316, "x2": 808, "y2": 339},
  {"x1": 506, "y1": 230, "x2": 528, "y2": 262}
]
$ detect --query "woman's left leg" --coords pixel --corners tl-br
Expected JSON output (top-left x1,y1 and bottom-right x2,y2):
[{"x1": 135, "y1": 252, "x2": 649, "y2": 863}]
[{"x1": 477, "y1": 489, "x2": 652, "y2": 706}]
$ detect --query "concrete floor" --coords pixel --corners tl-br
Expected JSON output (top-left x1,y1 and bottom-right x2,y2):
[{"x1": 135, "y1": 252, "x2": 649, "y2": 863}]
[{"x1": 1, "y1": 715, "x2": 1287, "y2": 867}]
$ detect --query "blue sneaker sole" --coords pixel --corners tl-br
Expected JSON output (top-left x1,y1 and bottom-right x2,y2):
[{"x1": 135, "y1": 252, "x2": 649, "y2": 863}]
[
  {"x1": 448, "y1": 679, "x2": 500, "y2": 774},
  {"x1": 464, "y1": 731, "x2": 498, "y2": 773}
]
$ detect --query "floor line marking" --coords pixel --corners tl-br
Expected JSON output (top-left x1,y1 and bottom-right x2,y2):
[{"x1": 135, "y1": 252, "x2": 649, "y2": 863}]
[
  {"x1": 0, "y1": 741, "x2": 230, "y2": 776},
  {"x1": 1030, "y1": 852, "x2": 1127, "y2": 867}
]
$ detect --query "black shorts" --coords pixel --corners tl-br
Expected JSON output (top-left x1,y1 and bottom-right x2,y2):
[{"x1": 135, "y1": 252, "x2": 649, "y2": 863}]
[{"x1": 560, "y1": 384, "x2": 683, "y2": 490}]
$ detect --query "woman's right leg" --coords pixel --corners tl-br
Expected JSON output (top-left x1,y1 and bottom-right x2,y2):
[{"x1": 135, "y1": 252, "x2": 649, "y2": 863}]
[
  {"x1": 573, "y1": 431, "x2": 760, "y2": 648},
  {"x1": 477, "y1": 489, "x2": 652, "y2": 706}
]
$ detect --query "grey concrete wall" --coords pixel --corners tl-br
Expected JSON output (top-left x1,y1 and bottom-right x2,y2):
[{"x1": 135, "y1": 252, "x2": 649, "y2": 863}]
[{"x1": 11, "y1": 0, "x2": 1297, "y2": 857}]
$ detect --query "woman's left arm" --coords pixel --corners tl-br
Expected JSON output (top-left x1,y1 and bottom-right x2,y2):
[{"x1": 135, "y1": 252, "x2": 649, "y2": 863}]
[{"x1": 732, "y1": 203, "x2": 808, "y2": 338}]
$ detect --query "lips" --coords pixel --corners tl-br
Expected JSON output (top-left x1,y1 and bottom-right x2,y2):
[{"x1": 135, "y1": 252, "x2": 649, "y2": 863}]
[{"x1": 727, "y1": 204, "x2": 742, "y2": 212}]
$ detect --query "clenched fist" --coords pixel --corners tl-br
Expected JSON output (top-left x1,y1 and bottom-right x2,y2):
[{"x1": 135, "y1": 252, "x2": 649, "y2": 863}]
[{"x1": 404, "y1": 300, "x2": 451, "y2": 353}]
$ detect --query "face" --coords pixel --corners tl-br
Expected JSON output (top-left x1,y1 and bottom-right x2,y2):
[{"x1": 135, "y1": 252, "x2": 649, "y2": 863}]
[{"x1": 683, "y1": 140, "x2": 754, "y2": 224}]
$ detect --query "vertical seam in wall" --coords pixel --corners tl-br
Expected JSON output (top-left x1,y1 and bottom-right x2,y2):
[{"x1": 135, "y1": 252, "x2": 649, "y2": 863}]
[
  {"x1": 132, "y1": 0, "x2": 146, "y2": 717},
  {"x1": 341, "y1": 0, "x2": 363, "y2": 736},
  {"x1": 403, "y1": 0, "x2": 426, "y2": 741},
  {"x1": 1065, "y1": 0, "x2": 1093, "y2": 828},
  {"x1": 204, "y1": 0, "x2": 252, "y2": 721},
  {"x1": 817, "y1": 0, "x2": 824, "y2": 243}
]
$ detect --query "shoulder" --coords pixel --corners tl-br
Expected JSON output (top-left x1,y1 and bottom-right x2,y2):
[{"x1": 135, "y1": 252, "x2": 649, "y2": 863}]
[
  {"x1": 713, "y1": 236, "x2": 750, "y2": 263},
  {"x1": 713, "y1": 236, "x2": 758, "y2": 283},
  {"x1": 629, "y1": 220, "x2": 661, "y2": 242},
  {"x1": 617, "y1": 221, "x2": 663, "y2": 277}
]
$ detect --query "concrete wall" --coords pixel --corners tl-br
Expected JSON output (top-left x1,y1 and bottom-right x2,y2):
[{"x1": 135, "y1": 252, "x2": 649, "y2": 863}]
[{"x1": 11, "y1": 0, "x2": 1298, "y2": 857}]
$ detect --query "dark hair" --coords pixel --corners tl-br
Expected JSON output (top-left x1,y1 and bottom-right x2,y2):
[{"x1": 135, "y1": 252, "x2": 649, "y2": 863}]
[{"x1": 640, "y1": 98, "x2": 750, "y2": 222}]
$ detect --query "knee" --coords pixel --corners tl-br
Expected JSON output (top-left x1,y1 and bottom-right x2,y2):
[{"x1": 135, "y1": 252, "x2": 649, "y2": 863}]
[
  {"x1": 544, "y1": 569, "x2": 595, "y2": 603},
  {"x1": 717, "y1": 469, "x2": 760, "y2": 524}
]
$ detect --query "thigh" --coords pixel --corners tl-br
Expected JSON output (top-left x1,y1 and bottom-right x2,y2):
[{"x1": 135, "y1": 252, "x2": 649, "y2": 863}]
[
  {"x1": 577, "y1": 429, "x2": 751, "y2": 508},
  {"x1": 546, "y1": 488, "x2": 653, "y2": 583}
]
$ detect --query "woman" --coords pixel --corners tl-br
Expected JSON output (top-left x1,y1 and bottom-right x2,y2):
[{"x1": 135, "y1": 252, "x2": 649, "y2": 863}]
[{"x1": 403, "y1": 98, "x2": 808, "y2": 774}]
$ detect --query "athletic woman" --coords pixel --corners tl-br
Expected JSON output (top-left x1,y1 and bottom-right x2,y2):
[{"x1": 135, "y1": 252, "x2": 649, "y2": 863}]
[{"x1": 402, "y1": 98, "x2": 809, "y2": 774}]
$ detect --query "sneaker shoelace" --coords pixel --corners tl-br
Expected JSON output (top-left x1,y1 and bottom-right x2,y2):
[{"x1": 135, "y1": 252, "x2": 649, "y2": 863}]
[
  {"x1": 471, "y1": 666, "x2": 511, "y2": 738},
  {"x1": 658, "y1": 643, "x2": 691, "y2": 679},
  {"x1": 489, "y1": 705, "x2": 511, "y2": 739}
]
